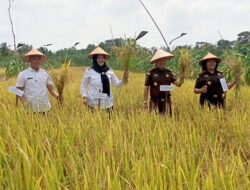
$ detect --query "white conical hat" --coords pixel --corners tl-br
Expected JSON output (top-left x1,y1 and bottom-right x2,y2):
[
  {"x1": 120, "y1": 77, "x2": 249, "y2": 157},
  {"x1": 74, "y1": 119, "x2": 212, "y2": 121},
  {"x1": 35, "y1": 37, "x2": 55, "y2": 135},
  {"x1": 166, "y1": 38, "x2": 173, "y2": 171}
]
[
  {"x1": 23, "y1": 49, "x2": 48, "y2": 63},
  {"x1": 88, "y1": 47, "x2": 110, "y2": 59},
  {"x1": 199, "y1": 52, "x2": 221, "y2": 65},
  {"x1": 150, "y1": 49, "x2": 174, "y2": 64}
]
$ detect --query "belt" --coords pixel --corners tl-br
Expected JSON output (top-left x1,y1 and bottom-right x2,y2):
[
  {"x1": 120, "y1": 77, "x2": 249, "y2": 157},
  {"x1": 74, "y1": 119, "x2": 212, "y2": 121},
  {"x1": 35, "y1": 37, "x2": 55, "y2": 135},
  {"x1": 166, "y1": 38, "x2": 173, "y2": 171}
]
[
  {"x1": 203, "y1": 93, "x2": 225, "y2": 99},
  {"x1": 150, "y1": 96, "x2": 171, "y2": 102}
]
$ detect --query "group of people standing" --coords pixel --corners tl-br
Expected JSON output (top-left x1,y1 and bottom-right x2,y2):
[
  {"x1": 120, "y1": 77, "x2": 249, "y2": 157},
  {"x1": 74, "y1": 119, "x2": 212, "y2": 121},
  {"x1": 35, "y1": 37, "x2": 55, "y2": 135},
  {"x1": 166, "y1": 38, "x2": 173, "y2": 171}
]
[{"x1": 15, "y1": 46, "x2": 240, "y2": 115}]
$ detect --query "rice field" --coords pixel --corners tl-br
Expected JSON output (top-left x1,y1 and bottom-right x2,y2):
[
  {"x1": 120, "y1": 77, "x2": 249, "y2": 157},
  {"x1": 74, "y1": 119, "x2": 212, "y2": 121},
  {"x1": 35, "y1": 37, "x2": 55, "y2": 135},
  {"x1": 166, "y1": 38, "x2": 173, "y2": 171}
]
[{"x1": 0, "y1": 67, "x2": 250, "y2": 189}]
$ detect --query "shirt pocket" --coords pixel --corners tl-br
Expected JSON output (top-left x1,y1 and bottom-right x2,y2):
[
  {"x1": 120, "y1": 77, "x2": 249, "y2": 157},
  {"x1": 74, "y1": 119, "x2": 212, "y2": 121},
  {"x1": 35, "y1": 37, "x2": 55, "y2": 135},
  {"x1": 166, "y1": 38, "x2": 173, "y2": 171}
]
[
  {"x1": 25, "y1": 76, "x2": 37, "y2": 86},
  {"x1": 151, "y1": 74, "x2": 160, "y2": 87},
  {"x1": 37, "y1": 75, "x2": 48, "y2": 87},
  {"x1": 208, "y1": 75, "x2": 220, "y2": 85},
  {"x1": 90, "y1": 76, "x2": 102, "y2": 88},
  {"x1": 164, "y1": 73, "x2": 173, "y2": 83},
  {"x1": 152, "y1": 74, "x2": 159, "y2": 82}
]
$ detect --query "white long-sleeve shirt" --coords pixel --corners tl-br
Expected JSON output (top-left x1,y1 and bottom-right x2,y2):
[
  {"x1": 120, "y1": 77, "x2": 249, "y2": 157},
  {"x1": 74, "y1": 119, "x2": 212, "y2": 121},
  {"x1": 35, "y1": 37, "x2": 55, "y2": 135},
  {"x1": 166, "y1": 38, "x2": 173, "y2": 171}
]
[
  {"x1": 81, "y1": 67, "x2": 122, "y2": 109},
  {"x1": 16, "y1": 67, "x2": 54, "y2": 112}
]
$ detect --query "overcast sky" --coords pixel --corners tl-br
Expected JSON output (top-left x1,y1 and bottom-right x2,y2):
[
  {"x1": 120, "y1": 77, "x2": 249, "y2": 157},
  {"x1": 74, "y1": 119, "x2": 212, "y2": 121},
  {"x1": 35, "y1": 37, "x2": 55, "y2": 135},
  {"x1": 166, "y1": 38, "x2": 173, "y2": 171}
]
[{"x1": 0, "y1": 0, "x2": 249, "y2": 51}]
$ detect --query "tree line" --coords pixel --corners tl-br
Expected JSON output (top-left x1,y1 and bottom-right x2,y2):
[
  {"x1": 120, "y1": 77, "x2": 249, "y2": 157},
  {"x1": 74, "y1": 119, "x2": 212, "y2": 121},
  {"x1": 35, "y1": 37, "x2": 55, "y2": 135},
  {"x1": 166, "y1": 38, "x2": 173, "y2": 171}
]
[{"x1": 0, "y1": 31, "x2": 249, "y2": 83}]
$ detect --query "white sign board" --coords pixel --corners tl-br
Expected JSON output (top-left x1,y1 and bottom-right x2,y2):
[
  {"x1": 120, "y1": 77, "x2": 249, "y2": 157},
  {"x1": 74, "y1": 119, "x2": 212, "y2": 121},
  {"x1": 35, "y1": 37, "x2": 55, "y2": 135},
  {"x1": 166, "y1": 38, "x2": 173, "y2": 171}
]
[
  {"x1": 95, "y1": 93, "x2": 107, "y2": 99},
  {"x1": 8, "y1": 86, "x2": 24, "y2": 97},
  {"x1": 220, "y1": 78, "x2": 228, "y2": 92},
  {"x1": 160, "y1": 85, "x2": 174, "y2": 92}
]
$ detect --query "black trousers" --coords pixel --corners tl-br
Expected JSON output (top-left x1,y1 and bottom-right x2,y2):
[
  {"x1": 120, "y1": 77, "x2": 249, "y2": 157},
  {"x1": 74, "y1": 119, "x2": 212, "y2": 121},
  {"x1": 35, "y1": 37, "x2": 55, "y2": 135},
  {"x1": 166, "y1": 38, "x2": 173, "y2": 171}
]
[
  {"x1": 200, "y1": 94, "x2": 225, "y2": 109},
  {"x1": 150, "y1": 97, "x2": 172, "y2": 115}
]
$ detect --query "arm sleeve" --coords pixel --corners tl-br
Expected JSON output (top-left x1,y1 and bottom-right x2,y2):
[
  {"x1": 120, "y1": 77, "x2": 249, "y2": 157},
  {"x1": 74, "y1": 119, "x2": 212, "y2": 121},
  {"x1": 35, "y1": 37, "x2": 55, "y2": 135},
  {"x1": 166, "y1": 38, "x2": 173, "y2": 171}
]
[
  {"x1": 144, "y1": 72, "x2": 152, "y2": 86},
  {"x1": 194, "y1": 76, "x2": 203, "y2": 89},
  {"x1": 110, "y1": 70, "x2": 122, "y2": 88},
  {"x1": 16, "y1": 72, "x2": 25, "y2": 88},
  {"x1": 47, "y1": 74, "x2": 54, "y2": 86},
  {"x1": 81, "y1": 69, "x2": 90, "y2": 97}
]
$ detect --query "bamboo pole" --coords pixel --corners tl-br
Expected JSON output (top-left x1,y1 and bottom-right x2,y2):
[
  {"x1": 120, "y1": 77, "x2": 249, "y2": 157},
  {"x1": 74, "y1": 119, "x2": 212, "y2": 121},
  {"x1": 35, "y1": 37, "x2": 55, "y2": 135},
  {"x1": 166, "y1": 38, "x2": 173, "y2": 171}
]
[{"x1": 137, "y1": 0, "x2": 170, "y2": 51}]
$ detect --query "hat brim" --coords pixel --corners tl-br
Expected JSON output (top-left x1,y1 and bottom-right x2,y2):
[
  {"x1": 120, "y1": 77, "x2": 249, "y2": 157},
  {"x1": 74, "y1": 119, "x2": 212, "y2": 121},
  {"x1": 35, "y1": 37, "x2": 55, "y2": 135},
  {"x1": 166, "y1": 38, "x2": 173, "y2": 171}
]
[
  {"x1": 150, "y1": 56, "x2": 174, "y2": 64},
  {"x1": 199, "y1": 57, "x2": 221, "y2": 65},
  {"x1": 88, "y1": 53, "x2": 110, "y2": 60},
  {"x1": 23, "y1": 54, "x2": 48, "y2": 63}
]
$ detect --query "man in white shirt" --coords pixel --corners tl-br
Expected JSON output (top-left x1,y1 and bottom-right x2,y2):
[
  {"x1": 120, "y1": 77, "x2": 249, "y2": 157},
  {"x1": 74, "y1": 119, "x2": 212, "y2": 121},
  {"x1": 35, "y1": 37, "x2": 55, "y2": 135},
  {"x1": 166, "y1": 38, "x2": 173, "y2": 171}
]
[{"x1": 16, "y1": 49, "x2": 60, "y2": 113}]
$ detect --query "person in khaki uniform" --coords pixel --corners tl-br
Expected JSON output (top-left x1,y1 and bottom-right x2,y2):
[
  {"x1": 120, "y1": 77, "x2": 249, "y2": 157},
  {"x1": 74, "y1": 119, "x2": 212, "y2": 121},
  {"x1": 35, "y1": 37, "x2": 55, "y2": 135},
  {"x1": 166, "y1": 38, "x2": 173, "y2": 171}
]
[
  {"x1": 143, "y1": 49, "x2": 184, "y2": 115},
  {"x1": 194, "y1": 52, "x2": 240, "y2": 109}
]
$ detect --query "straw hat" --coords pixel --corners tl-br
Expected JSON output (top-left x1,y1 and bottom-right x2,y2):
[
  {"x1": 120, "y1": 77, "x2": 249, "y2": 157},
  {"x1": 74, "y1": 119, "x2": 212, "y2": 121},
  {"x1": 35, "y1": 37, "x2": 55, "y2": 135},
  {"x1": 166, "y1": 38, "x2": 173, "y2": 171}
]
[
  {"x1": 150, "y1": 49, "x2": 174, "y2": 64},
  {"x1": 88, "y1": 47, "x2": 110, "y2": 59},
  {"x1": 199, "y1": 52, "x2": 221, "y2": 65},
  {"x1": 23, "y1": 49, "x2": 48, "y2": 63}
]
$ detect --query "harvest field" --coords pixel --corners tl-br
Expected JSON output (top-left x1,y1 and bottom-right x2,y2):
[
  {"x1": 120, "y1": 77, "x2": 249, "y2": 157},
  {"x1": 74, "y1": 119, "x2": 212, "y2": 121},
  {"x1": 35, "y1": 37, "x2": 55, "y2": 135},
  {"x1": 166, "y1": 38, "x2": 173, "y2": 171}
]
[{"x1": 0, "y1": 67, "x2": 250, "y2": 189}]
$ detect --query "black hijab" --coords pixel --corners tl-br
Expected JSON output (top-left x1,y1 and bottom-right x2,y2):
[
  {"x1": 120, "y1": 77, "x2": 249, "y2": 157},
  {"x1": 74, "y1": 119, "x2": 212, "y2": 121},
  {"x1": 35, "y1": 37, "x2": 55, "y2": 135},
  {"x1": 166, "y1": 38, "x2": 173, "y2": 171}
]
[{"x1": 92, "y1": 55, "x2": 111, "y2": 97}]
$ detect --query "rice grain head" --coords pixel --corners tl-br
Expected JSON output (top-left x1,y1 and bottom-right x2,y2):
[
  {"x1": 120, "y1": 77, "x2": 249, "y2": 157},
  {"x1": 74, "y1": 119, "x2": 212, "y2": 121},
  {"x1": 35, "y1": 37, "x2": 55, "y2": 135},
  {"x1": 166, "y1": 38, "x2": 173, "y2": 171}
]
[
  {"x1": 112, "y1": 38, "x2": 136, "y2": 84},
  {"x1": 50, "y1": 59, "x2": 71, "y2": 96},
  {"x1": 178, "y1": 48, "x2": 193, "y2": 79}
]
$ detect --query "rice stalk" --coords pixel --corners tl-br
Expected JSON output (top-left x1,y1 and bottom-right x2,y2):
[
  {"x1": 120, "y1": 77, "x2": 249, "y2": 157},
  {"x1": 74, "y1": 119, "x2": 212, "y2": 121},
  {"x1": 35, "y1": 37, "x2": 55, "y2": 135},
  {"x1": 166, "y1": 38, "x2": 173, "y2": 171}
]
[
  {"x1": 178, "y1": 48, "x2": 193, "y2": 79},
  {"x1": 50, "y1": 59, "x2": 71, "y2": 105},
  {"x1": 223, "y1": 50, "x2": 243, "y2": 96},
  {"x1": 112, "y1": 38, "x2": 136, "y2": 84}
]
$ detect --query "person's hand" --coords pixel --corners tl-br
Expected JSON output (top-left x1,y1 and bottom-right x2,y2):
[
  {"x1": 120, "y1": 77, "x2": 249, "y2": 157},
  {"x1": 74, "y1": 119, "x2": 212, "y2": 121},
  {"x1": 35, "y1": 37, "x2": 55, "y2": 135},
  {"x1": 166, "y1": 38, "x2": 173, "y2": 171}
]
[
  {"x1": 82, "y1": 97, "x2": 88, "y2": 105},
  {"x1": 122, "y1": 71, "x2": 129, "y2": 84},
  {"x1": 57, "y1": 95, "x2": 64, "y2": 105},
  {"x1": 200, "y1": 85, "x2": 208, "y2": 94},
  {"x1": 235, "y1": 74, "x2": 241, "y2": 82},
  {"x1": 179, "y1": 75, "x2": 184, "y2": 85},
  {"x1": 21, "y1": 94, "x2": 27, "y2": 101},
  {"x1": 124, "y1": 71, "x2": 129, "y2": 79}
]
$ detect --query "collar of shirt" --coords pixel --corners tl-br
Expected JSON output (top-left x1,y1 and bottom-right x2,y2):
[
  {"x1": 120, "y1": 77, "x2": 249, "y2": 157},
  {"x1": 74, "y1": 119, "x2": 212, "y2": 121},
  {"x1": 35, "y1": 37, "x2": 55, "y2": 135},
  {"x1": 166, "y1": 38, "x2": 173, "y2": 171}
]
[
  {"x1": 204, "y1": 71, "x2": 221, "y2": 75},
  {"x1": 154, "y1": 67, "x2": 170, "y2": 73},
  {"x1": 28, "y1": 67, "x2": 42, "y2": 73}
]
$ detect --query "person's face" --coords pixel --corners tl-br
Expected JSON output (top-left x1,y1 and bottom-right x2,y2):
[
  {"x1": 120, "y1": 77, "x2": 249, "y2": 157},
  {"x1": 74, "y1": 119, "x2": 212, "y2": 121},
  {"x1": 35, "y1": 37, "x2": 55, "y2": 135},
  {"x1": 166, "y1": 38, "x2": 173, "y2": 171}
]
[
  {"x1": 97, "y1": 55, "x2": 106, "y2": 66},
  {"x1": 206, "y1": 59, "x2": 217, "y2": 71},
  {"x1": 155, "y1": 58, "x2": 166, "y2": 69},
  {"x1": 29, "y1": 55, "x2": 42, "y2": 68}
]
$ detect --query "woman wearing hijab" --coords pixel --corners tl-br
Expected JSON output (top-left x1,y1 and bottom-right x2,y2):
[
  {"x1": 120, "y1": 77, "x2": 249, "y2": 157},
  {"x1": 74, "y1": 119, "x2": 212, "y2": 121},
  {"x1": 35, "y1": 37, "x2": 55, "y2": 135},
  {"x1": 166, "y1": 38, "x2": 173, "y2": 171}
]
[
  {"x1": 194, "y1": 52, "x2": 240, "y2": 109},
  {"x1": 81, "y1": 47, "x2": 128, "y2": 112}
]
